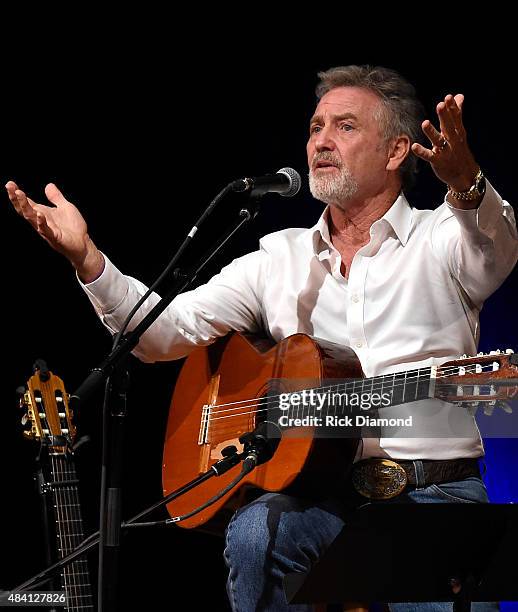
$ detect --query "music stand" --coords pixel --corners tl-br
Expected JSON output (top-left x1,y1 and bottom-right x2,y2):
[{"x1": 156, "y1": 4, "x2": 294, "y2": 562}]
[{"x1": 284, "y1": 504, "x2": 518, "y2": 611}]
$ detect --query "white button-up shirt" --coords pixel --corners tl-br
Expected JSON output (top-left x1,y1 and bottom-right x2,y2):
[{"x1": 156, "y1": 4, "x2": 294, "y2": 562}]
[{"x1": 82, "y1": 181, "x2": 518, "y2": 460}]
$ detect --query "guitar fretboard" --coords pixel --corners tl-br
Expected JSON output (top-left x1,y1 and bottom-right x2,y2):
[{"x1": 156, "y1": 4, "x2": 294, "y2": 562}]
[
  {"x1": 49, "y1": 454, "x2": 94, "y2": 611},
  {"x1": 277, "y1": 366, "x2": 435, "y2": 421}
]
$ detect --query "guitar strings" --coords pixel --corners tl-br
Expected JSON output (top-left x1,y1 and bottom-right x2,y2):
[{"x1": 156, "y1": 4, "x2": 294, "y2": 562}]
[
  {"x1": 206, "y1": 362, "x2": 500, "y2": 414},
  {"x1": 49, "y1": 439, "x2": 92, "y2": 608},
  {"x1": 206, "y1": 390, "x2": 497, "y2": 426},
  {"x1": 69, "y1": 459, "x2": 93, "y2": 609},
  {"x1": 51, "y1": 454, "x2": 73, "y2": 607},
  {"x1": 207, "y1": 389, "x2": 500, "y2": 426},
  {"x1": 60, "y1": 455, "x2": 94, "y2": 610},
  {"x1": 64, "y1": 455, "x2": 80, "y2": 610},
  {"x1": 67, "y1": 459, "x2": 94, "y2": 610},
  {"x1": 65, "y1": 457, "x2": 93, "y2": 609},
  {"x1": 204, "y1": 363, "x2": 503, "y2": 425},
  {"x1": 60, "y1": 454, "x2": 80, "y2": 610}
]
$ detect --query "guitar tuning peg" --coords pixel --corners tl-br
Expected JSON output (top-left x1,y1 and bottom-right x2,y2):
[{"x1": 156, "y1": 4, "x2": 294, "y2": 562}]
[
  {"x1": 506, "y1": 349, "x2": 514, "y2": 354},
  {"x1": 483, "y1": 400, "x2": 497, "y2": 416},
  {"x1": 498, "y1": 401, "x2": 513, "y2": 414},
  {"x1": 16, "y1": 386, "x2": 26, "y2": 396},
  {"x1": 461, "y1": 354, "x2": 468, "y2": 359},
  {"x1": 21, "y1": 412, "x2": 34, "y2": 437},
  {"x1": 16, "y1": 386, "x2": 28, "y2": 409},
  {"x1": 477, "y1": 352, "x2": 484, "y2": 356}
]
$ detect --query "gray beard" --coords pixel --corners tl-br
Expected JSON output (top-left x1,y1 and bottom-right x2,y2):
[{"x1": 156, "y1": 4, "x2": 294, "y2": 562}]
[{"x1": 308, "y1": 166, "x2": 359, "y2": 206}]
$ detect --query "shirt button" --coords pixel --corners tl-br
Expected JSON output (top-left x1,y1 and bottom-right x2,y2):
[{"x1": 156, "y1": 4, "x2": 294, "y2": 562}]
[
  {"x1": 355, "y1": 342, "x2": 363, "y2": 349},
  {"x1": 351, "y1": 294, "x2": 360, "y2": 303}
]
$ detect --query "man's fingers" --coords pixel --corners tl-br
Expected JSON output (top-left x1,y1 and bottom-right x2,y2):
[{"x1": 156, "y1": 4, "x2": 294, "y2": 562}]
[
  {"x1": 421, "y1": 119, "x2": 441, "y2": 144},
  {"x1": 454, "y1": 93, "x2": 464, "y2": 110},
  {"x1": 421, "y1": 120, "x2": 443, "y2": 146},
  {"x1": 6, "y1": 181, "x2": 23, "y2": 214},
  {"x1": 448, "y1": 94, "x2": 466, "y2": 138},
  {"x1": 36, "y1": 212, "x2": 56, "y2": 242},
  {"x1": 44, "y1": 183, "x2": 68, "y2": 207},
  {"x1": 14, "y1": 189, "x2": 38, "y2": 223},
  {"x1": 411, "y1": 142, "x2": 434, "y2": 162},
  {"x1": 5, "y1": 180, "x2": 19, "y2": 194},
  {"x1": 437, "y1": 97, "x2": 457, "y2": 142}
]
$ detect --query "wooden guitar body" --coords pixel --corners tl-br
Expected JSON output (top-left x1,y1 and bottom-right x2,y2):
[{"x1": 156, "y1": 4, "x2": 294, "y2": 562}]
[{"x1": 162, "y1": 333, "x2": 363, "y2": 528}]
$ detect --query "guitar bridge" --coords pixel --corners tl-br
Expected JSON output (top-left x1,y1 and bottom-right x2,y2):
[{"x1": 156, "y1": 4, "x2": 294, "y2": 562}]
[{"x1": 198, "y1": 404, "x2": 212, "y2": 445}]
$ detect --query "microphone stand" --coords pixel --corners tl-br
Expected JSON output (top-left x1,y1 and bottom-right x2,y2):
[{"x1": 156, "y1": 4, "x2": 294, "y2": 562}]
[{"x1": 71, "y1": 196, "x2": 263, "y2": 611}]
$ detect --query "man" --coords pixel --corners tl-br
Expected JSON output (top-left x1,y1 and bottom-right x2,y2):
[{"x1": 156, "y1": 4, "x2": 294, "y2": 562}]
[{"x1": 7, "y1": 65, "x2": 518, "y2": 611}]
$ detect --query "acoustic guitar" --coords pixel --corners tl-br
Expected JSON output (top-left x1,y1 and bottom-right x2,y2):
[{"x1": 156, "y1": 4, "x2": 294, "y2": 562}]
[
  {"x1": 20, "y1": 363, "x2": 94, "y2": 611},
  {"x1": 162, "y1": 333, "x2": 518, "y2": 528}
]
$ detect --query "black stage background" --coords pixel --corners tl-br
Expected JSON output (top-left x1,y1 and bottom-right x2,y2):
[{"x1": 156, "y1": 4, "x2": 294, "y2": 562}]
[{"x1": 2, "y1": 35, "x2": 517, "y2": 610}]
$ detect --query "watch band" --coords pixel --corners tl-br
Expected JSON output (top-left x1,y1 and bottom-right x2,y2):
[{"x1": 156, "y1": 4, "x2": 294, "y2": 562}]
[{"x1": 447, "y1": 169, "x2": 485, "y2": 201}]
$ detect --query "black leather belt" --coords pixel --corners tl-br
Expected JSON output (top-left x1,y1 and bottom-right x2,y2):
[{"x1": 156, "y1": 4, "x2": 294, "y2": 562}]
[
  {"x1": 398, "y1": 458, "x2": 481, "y2": 486},
  {"x1": 351, "y1": 458, "x2": 481, "y2": 500}
]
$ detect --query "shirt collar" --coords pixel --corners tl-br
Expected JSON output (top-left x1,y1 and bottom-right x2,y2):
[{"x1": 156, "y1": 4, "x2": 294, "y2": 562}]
[
  {"x1": 382, "y1": 192, "x2": 413, "y2": 246},
  {"x1": 311, "y1": 192, "x2": 413, "y2": 256}
]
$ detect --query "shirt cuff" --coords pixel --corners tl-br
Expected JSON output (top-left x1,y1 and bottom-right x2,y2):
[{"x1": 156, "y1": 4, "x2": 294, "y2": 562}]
[
  {"x1": 445, "y1": 179, "x2": 506, "y2": 238},
  {"x1": 77, "y1": 253, "x2": 130, "y2": 314}
]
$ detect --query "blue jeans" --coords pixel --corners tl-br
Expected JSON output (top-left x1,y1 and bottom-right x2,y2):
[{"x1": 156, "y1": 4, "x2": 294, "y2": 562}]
[{"x1": 224, "y1": 470, "x2": 499, "y2": 612}]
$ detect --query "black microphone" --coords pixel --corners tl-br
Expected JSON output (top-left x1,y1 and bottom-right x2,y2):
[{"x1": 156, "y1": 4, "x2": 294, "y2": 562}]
[
  {"x1": 231, "y1": 167, "x2": 301, "y2": 198},
  {"x1": 239, "y1": 421, "x2": 282, "y2": 471}
]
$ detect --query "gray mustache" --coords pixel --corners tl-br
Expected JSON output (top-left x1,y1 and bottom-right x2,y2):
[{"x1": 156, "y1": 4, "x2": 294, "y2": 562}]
[{"x1": 311, "y1": 153, "x2": 342, "y2": 169}]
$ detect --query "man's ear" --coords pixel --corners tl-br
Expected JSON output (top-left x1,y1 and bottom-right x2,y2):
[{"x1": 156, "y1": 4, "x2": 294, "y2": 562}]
[{"x1": 386, "y1": 135, "x2": 411, "y2": 171}]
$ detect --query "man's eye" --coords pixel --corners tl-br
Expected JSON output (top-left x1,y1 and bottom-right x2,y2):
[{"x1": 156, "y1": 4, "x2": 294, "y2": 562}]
[
  {"x1": 310, "y1": 125, "x2": 322, "y2": 134},
  {"x1": 340, "y1": 124, "x2": 353, "y2": 131}
]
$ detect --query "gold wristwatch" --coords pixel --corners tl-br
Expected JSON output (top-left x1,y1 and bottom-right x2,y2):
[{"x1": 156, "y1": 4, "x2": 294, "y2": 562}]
[{"x1": 447, "y1": 168, "x2": 486, "y2": 201}]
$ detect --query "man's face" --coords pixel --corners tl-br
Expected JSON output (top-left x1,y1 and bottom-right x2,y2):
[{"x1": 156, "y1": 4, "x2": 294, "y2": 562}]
[{"x1": 307, "y1": 86, "x2": 391, "y2": 208}]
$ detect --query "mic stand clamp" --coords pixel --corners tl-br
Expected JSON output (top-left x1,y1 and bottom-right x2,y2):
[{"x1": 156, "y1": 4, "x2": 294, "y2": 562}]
[{"x1": 240, "y1": 421, "x2": 281, "y2": 469}]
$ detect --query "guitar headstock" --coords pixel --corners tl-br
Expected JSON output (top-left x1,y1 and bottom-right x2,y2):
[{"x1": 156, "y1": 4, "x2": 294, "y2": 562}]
[
  {"x1": 435, "y1": 349, "x2": 518, "y2": 407},
  {"x1": 19, "y1": 361, "x2": 75, "y2": 454}
]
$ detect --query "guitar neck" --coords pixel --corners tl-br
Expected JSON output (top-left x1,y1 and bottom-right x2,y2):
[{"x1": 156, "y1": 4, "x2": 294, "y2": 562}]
[
  {"x1": 49, "y1": 454, "x2": 94, "y2": 611},
  {"x1": 280, "y1": 365, "x2": 435, "y2": 420}
]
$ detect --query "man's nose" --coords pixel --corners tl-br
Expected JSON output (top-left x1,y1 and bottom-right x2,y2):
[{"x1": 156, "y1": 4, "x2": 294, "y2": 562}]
[{"x1": 314, "y1": 126, "x2": 336, "y2": 151}]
